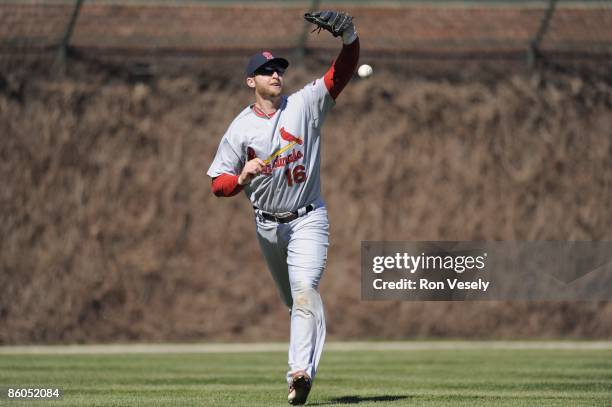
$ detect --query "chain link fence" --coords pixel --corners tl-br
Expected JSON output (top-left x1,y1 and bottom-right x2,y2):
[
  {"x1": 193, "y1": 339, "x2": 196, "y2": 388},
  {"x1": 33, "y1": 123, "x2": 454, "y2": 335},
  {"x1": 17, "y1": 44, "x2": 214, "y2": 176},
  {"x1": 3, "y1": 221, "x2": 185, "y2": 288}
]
[{"x1": 1, "y1": 0, "x2": 611, "y2": 73}]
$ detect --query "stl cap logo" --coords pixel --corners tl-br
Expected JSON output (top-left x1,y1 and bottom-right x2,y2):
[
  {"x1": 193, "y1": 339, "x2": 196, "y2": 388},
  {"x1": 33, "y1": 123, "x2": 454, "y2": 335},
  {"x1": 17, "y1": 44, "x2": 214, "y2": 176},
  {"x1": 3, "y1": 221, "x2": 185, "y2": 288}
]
[{"x1": 262, "y1": 51, "x2": 274, "y2": 60}]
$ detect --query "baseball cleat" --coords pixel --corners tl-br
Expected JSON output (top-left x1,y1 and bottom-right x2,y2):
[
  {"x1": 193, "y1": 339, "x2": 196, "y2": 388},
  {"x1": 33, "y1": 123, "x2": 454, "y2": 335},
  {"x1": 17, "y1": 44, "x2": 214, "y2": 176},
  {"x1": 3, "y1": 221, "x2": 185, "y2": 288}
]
[{"x1": 287, "y1": 370, "x2": 312, "y2": 405}]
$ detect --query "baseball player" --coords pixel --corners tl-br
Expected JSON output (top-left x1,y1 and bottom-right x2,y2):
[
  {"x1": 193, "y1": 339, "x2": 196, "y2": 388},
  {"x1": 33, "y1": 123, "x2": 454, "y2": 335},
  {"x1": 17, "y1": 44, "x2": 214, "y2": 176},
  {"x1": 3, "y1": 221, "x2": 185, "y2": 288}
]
[{"x1": 207, "y1": 11, "x2": 359, "y2": 405}]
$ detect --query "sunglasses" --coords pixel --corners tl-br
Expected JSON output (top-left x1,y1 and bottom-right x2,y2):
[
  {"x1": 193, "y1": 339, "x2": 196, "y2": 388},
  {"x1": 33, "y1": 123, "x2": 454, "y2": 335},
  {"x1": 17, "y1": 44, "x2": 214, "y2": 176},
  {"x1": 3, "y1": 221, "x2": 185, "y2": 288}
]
[{"x1": 254, "y1": 65, "x2": 286, "y2": 76}]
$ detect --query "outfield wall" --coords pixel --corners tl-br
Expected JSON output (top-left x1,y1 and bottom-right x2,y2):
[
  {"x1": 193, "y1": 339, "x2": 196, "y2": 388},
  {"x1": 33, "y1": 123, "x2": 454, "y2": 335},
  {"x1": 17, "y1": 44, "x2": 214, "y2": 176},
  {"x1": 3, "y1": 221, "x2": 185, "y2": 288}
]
[
  {"x1": 1, "y1": 2, "x2": 612, "y2": 344},
  {"x1": 2, "y1": 64, "x2": 612, "y2": 343}
]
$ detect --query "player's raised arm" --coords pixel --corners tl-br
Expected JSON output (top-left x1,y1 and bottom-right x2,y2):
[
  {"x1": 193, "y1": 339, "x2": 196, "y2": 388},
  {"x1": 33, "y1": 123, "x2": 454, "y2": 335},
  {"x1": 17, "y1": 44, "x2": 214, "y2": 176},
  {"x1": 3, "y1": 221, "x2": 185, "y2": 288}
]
[{"x1": 304, "y1": 10, "x2": 360, "y2": 99}]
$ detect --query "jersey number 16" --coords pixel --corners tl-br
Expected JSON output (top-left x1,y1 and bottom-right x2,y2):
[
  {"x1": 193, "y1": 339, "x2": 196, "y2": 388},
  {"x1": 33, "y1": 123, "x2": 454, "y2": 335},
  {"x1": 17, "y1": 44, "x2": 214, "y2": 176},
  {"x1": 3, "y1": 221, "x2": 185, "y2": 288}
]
[{"x1": 285, "y1": 165, "x2": 307, "y2": 187}]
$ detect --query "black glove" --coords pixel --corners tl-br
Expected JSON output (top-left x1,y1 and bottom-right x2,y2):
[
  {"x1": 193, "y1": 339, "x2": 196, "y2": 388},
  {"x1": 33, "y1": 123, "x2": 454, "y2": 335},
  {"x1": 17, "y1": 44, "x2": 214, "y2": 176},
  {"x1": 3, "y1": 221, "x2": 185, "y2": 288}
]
[{"x1": 304, "y1": 10, "x2": 353, "y2": 38}]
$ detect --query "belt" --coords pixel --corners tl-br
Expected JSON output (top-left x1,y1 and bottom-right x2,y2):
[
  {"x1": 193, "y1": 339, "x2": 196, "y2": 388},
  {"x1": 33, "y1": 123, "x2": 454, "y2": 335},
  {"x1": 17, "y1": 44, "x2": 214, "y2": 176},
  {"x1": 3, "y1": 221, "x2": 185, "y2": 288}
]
[{"x1": 255, "y1": 204, "x2": 314, "y2": 224}]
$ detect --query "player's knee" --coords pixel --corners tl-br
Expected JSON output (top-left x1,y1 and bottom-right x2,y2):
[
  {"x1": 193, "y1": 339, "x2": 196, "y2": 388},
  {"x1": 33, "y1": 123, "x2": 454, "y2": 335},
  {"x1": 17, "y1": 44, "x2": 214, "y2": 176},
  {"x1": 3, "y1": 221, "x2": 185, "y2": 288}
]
[{"x1": 292, "y1": 288, "x2": 322, "y2": 319}]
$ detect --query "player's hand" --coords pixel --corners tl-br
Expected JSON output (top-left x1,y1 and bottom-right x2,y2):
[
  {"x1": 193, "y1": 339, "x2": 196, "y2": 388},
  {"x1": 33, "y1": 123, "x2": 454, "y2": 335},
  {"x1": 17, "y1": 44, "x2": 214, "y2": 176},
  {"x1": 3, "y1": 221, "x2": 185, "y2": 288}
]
[{"x1": 238, "y1": 158, "x2": 265, "y2": 185}]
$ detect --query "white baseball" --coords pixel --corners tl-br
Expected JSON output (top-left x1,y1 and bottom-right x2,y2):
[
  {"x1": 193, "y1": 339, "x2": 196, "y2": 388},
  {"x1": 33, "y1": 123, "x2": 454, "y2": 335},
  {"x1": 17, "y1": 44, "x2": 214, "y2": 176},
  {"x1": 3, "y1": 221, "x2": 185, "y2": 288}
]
[{"x1": 357, "y1": 64, "x2": 373, "y2": 78}]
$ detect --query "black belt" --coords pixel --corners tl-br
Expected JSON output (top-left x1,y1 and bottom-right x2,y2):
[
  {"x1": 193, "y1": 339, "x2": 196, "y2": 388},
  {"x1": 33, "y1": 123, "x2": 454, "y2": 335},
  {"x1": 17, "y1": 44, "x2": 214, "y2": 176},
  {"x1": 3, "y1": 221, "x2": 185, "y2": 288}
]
[{"x1": 255, "y1": 204, "x2": 314, "y2": 224}]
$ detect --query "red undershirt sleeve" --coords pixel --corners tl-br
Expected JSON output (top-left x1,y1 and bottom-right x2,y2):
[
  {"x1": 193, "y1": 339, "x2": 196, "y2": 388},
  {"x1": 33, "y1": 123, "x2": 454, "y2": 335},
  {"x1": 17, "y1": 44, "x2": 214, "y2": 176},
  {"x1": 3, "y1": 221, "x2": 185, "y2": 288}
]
[
  {"x1": 211, "y1": 173, "x2": 244, "y2": 197},
  {"x1": 323, "y1": 38, "x2": 360, "y2": 100}
]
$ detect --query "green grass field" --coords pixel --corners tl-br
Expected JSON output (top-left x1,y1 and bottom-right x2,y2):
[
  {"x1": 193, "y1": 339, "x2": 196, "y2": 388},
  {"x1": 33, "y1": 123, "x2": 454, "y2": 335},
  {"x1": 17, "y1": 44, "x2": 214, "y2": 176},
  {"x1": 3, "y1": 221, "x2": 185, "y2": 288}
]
[{"x1": 1, "y1": 345, "x2": 611, "y2": 406}]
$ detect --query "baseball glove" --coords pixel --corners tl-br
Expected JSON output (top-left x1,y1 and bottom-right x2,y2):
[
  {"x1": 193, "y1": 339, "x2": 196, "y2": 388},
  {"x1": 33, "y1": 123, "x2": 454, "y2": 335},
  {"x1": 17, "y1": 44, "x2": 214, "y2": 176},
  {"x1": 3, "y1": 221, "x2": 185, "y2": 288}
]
[{"x1": 304, "y1": 10, "x2": 353, "y2": 38}]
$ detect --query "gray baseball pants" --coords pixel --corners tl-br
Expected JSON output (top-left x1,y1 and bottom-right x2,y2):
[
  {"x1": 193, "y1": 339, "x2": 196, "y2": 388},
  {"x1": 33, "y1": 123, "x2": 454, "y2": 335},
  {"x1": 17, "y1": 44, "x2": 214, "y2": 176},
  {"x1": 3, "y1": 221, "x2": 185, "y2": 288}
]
[{"x1": 255, "y1": 198, "x2": 329, "y2": 384}]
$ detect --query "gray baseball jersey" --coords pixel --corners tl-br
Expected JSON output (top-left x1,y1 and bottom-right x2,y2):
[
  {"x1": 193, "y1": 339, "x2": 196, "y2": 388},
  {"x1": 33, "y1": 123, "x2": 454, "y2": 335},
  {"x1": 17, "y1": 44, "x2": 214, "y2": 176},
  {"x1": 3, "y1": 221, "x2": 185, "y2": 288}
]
[{"x1": 207, "y1": 77, "x2": 334, "y2": 213}]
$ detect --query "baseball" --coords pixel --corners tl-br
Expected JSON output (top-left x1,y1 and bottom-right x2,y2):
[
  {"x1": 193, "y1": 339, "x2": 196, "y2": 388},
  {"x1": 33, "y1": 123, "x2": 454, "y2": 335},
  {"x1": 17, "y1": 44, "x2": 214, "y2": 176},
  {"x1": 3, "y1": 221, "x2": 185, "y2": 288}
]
[{"x1": 357, "y1": 64, "x2": 373, "y2": 78}]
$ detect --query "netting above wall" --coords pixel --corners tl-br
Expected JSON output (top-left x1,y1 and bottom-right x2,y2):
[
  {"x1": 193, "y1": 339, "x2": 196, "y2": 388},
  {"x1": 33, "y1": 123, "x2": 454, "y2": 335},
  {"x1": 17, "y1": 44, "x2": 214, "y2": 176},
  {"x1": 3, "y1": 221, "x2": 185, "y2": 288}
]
[{"x1": 0, "y1": 0, "x2": 612, "y2": 57}]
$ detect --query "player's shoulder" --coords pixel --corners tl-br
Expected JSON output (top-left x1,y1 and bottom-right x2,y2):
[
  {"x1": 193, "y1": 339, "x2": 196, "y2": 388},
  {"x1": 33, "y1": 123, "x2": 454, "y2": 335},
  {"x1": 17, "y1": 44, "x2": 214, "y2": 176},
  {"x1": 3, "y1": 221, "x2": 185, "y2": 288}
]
[
  {"x1": 224, "y1": 105, "x2": 255, "y2": 136},
  {"x1": 290, "y1": 77, "x2": 327, "y2": 100},
  {"x1": 302, "y1": 77, "x2": 326, "y2": 93},
  {"x1": 231, "y1": 105, "x2": 256, "y2": 124}
]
